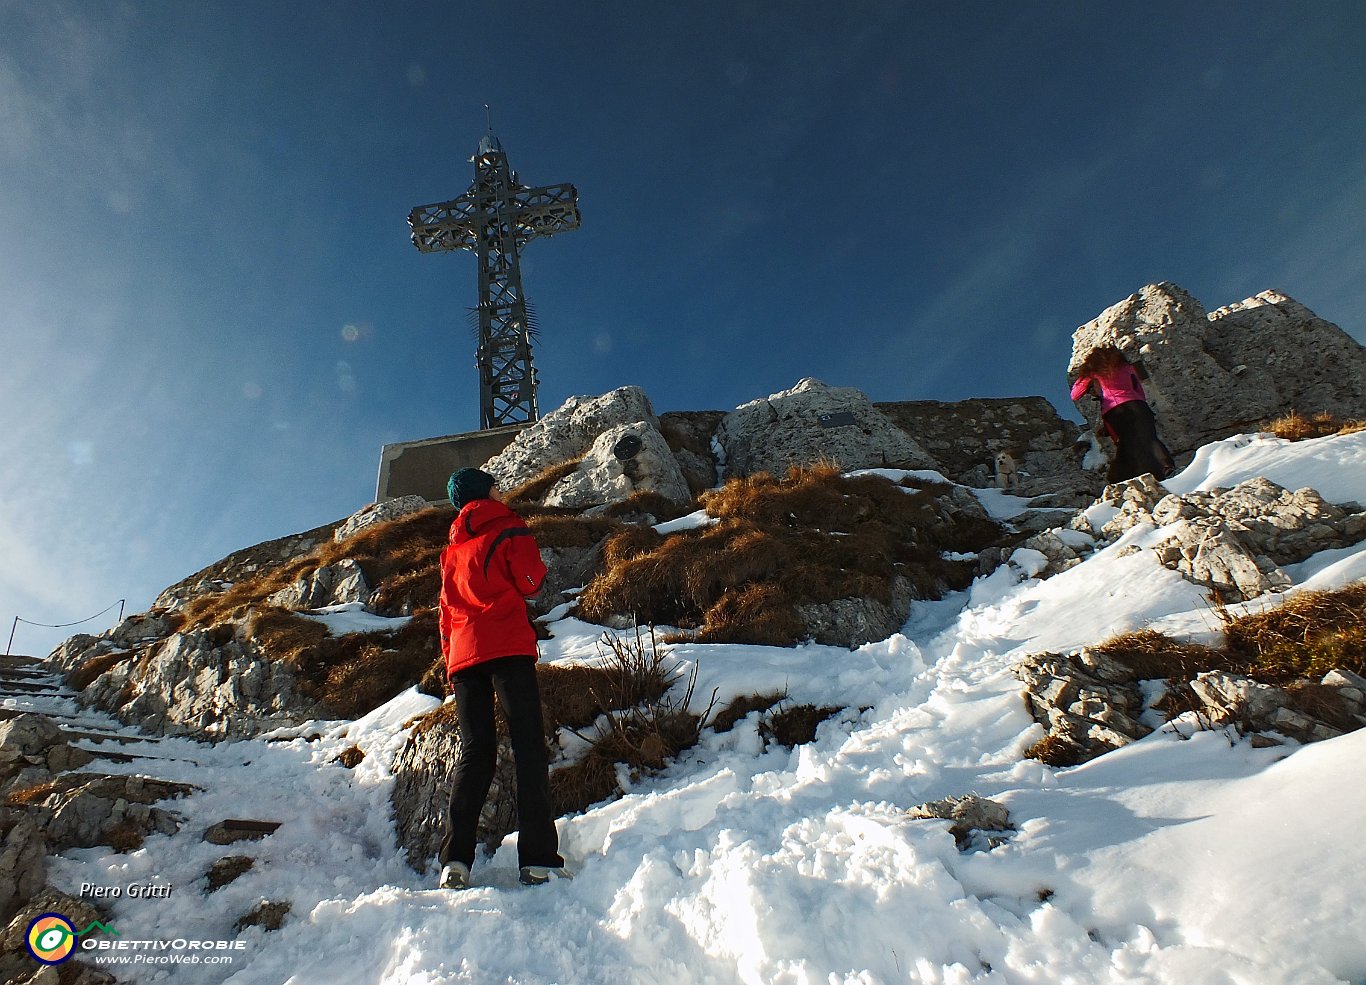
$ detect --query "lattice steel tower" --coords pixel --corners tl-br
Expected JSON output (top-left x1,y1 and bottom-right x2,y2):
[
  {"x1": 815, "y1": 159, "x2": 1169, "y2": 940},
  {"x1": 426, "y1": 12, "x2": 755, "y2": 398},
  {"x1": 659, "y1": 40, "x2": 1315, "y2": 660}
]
[{"x1": 408, "y1": 130, "x2": 580, "y2": 429}]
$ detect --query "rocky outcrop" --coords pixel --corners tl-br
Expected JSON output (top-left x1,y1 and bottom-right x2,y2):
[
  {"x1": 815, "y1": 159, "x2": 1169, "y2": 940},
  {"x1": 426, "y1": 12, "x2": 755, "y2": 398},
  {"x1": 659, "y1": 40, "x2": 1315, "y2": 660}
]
[
  {"x1": 335, "y1": 495, "x2": 431, "y2": 542},
  {"x1": 1081, "y1": 475, "x2": 1366, "y2": 602},
  {"x1": 716, "y1": 378, "x2": 940, "y2": 479},
  {"x1": 0, "y1": 715, "x2": 94, "y2": 785},
  {"x1": 390, "y1": 706, "x2": 518, "y2": 873},
  {"x1": 484, "y1": 386, "x2": 661, "y2": 489},
  {"x1": 1069, "y1": 283, "x2": 1366, "y2": 455},
  {"x1": 74, "y1": 630, "x2": 323, "y2": 739},
  {"x1": 796, "y1": 576, "x2": 917, "y2": 649},
  {"x1": 1018, "y1": 651, "x2": 1366, "y2": 766},
  {"x1": 1, "y1": 887, "x2": 117, "y2": 985},
  {"x1": 154, "y1": 520, "x2": 341, "y2": 611},
  {"x1": 1016, "y1": 649, "x2": 1154, "y2": 765},
  {"x1": 908, "y1": 795, "x2": 1015, "y2": 852},
  {"x1": 267, "y1": 558, "x2": 373, "y2": 611},
  {"x1": 0, "y1": 808, "x2": 46, "y2": 925},
  {"x1": 19, "y1": 773, "x2": 191, "y2": 853},
  {"x1": 542, "y1": 422, "x2": 693, "y2": 508},
  {"x1": 876, "y1": 396, "x2": 1095, "y2": 498}
]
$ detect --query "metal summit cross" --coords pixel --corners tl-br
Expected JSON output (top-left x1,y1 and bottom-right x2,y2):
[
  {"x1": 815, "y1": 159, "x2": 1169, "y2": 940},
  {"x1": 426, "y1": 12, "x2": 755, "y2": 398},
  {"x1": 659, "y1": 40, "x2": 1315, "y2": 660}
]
[{"x1": 408, "y1": 128, "x2": 580, "y2": 429}]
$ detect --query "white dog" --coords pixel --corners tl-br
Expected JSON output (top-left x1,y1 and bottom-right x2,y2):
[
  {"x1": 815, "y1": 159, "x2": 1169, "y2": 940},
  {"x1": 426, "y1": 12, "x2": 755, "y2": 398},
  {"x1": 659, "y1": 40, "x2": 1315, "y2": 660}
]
[{"x1": 993, "y1": 450, "x2": 1021, "y2": 492}]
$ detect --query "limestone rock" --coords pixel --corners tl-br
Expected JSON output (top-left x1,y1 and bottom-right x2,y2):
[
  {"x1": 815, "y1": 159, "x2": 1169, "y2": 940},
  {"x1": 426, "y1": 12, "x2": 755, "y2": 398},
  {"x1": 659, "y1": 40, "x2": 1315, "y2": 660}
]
[
  {"x1": 542, "y1": 422, "x2": 693, "y2": 508},
  {"x1": 390, "y1": 705, "x2": 518, "y2": 873},
  {"x1": 1, "y1": 888, "x2": 115, "y2": 985},
  {"x1": 716, "y1": 378, "x2": 940, "y2": 479},
  {"x1": 484, "y1": 386, "x2": 660, "y2": 490},
  {"x1": 796, "y1": 577, "x2": 916, "y2": 648},
  {"x1": 0, "y1": 808, "x2": 46, "y2": 925},
  {"x1": 79, "y1": 630, "x2": 323, "y2": 740},
  {"x1": 267, "y1": 558, "x2": 373, "y2": 611},
  {"x1": 0, "y1": 714, "x2": 93, "y2": 783},
  {"x1": 19, "y1": 773, "x2": 193, "y2": 853},
  {"x1": 875, "y1": 396, "x2": 1096, "y2": 497},
  {"x1": 1189, "y1": 672, "x2": 1349, "y2": 744},
  {"x1": 1015, "y1": 650, "x2": 1154, "y2": 765},
  {"x1": 908, "y1": 795, "x2": 1015, "y2": 852},
  {"x1": 1093, "y1": 475, "x2": 1366, "y2": 602},
  {"x1": 153, "y1": 521, "x2": 341, "y2": 611},
  {"x1": 1070, "y1": 283, "x2": 1366, "y2": 455},
  {"x1": 335, "y1": 495, "x2": 431, "y2": 542},
  {"x1": 535, "y1": 544, "x2": 604, "y2": 617}
]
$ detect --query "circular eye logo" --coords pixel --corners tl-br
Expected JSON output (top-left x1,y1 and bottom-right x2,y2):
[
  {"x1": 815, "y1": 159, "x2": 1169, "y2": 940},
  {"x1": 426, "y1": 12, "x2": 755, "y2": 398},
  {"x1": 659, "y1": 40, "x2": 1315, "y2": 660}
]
[{"x1": 26, "y1": 913, "x2": 77, "y2": 964}]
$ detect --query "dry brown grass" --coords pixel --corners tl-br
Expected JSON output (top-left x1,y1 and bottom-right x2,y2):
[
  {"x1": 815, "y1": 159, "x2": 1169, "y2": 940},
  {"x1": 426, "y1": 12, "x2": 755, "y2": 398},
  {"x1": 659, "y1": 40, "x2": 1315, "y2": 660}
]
[
  {"x1": 106, "y1": 821, "x2": 149, "y2": 853},
  {"x1": 1223, "y1": 583, "x2": 1366, "y2": 681},
  {"x1": 1091, "y1": 629, "x2": 1231, "y2": 681},
  {"x1": 577, "y1": 464, "x2": 1002, "y2": 646},
  {"x1": 1023, "y1": 734, "x2": 1080, "y2": 767},
  {"x1": 550, "y1": 628, "x2": 707, "y2": 816},
  {"x1": 504, "y1": 457, "x2": 585, "y2": 506},
  {"x1": 711, "y1": 691, "x2": 787, "y2": 733},
  {"x1": 5, "y1": 779, "x2": 60, "y2": 807},
  {"x1": 1263, "y1": 411, "x2": 1366, "y2": 442},
  {"x1": 333, "y1": 746, "x2": 365, "y2": 768},
  {"x1": 603, "y1": 490, "x2": 696, "y2": 523},
  {"x1": 182, "y1": 506, "x2": 455, "y2": 630},
  {"x1": 526, "y1": 514, "x2": 625, "y2": 550},
  {"x1": 68, "y1": 649, "x2": 137, "y2": 691}
]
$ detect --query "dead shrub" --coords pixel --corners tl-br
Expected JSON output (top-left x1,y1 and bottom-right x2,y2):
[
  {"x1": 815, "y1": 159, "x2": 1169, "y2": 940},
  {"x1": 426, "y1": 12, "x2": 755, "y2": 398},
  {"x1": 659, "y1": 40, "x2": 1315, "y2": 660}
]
[
  {"x1": 550, "y1": 628, "x2": 711, "y2": 816},
  {"x1": 1263, "y1": 410, "x2": 1366, "y2": 442}
]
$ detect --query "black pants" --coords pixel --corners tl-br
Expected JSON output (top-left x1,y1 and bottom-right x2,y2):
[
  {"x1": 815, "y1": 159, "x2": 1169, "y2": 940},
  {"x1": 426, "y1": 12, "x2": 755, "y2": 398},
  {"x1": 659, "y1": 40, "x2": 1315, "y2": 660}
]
[
  {"x1": 1103, "y1": 400, "x2": 1175, "y2": 484},
  {"x1": 440, "y1": 654, "x2": 562, "y2": 870}
]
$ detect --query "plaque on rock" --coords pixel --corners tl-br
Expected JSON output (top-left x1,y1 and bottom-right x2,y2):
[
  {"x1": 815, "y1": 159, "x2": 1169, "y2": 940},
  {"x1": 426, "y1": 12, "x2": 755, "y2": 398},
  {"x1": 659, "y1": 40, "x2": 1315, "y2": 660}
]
[{"x1": 818, "y1": 412, "x2": 858, "y2": 429}]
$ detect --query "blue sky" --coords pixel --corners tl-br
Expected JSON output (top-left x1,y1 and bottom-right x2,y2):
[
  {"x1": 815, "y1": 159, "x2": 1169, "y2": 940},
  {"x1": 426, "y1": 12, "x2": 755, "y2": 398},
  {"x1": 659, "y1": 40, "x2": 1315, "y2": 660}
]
[{"x1": 3, "y1": 1, "x2": 1365, "y2": 656}]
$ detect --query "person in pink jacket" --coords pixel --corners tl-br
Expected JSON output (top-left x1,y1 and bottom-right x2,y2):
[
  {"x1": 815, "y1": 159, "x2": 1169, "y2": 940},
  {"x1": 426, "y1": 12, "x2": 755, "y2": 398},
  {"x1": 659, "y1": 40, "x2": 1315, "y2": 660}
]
[{"x1": 1070, "y1": 345, "x2": 1175, "y2": 483}]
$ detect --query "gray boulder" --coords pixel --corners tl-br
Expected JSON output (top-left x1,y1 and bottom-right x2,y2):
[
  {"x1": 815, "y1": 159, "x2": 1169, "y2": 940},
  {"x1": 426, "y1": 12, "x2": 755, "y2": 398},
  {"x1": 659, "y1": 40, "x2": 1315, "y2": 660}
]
[
  {"x1": 542, "y1": 422, "x2": 693, "y2": 508},
  {"x1": 484, "y1": 386, "x2": 660, "y2": 490},
  {"x1": 390, "y1": 705, "x2": 518, "y2": 873},
  {"x1": 267, "y1": 558, "x2": 373, "y2": 611},
  {"x1": 1093, "y1": 475, "x2": 1366, "y2": 602},
  {"x1": 335, "y1": 495, "x2": 431, "y2": 542},
  {"x1": 20, "y1": 773, "x2": 192, "y2": 852},
  {"x1": 908, "y1": 795, "x2": 1015, "y2": 852},
  {"x1": 0, "y1": 714, "x2": 94, "y2": 783},
  {"x1": 0, "y1": 809, "x2": 46, "y2": 925},
  {"x1": 1015, "y1": 649, "x2": 1154, "y2": 765},
  {"x1": 1069, "y1": 283, "x2": 1366, "y2": 455},
  {"x1": 79, "y1": 630, "x2": 323, "y2": 739},
  {"x1": 716, "y1": 378, "x2": 940, "y2": 479},
  {"x1": 796, "y1": 577, "x2": 916, "y2": 649}
]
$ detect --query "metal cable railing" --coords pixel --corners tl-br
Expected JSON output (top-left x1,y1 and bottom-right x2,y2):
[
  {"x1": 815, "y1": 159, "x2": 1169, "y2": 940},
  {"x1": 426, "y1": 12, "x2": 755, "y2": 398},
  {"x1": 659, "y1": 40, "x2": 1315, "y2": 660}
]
[{"x1": 6, "y1": 599, "x2": 126, "y2": 656}]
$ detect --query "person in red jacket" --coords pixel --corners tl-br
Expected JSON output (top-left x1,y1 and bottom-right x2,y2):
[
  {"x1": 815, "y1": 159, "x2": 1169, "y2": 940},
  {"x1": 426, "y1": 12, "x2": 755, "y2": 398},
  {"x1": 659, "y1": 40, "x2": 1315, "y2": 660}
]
[
  {"x1": 437, "y1": 467, "x2": 565, "y2": 889},
  {"x1": 1070, "y1": 345, "x2": 1176, "y2": 484}
]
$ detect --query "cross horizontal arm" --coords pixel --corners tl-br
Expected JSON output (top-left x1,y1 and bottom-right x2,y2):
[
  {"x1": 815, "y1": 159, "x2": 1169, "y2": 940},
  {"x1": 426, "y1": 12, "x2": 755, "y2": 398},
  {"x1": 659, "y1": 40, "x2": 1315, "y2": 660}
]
[{"x1": 408, "y1": 194, "x2": 482, "y2": 253}]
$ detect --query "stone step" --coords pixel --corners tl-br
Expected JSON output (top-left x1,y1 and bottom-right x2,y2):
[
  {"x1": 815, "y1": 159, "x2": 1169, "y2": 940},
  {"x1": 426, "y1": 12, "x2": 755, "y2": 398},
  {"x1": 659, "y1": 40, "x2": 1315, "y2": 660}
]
[
  {"x1": 0, "y1": 681, "x2": 74, "y2": 696},
  {"x1": 0, "y1": 667, "x2": 54, "y2": 681}
]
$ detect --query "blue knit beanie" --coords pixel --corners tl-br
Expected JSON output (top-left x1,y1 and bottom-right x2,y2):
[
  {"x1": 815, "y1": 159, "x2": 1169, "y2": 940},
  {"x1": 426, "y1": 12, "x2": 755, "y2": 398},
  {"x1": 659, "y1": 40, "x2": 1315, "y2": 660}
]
[{"x1": 448, "y1": 468, "x2": 497, "y2": 509}]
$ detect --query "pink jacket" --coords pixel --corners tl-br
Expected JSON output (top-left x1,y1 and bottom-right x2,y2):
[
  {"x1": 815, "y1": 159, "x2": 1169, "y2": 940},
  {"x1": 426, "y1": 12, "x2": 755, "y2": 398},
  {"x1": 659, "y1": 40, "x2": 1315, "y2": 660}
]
[{"x1": 1070, "y1": 364, "x2": 1147, "y2": 414}]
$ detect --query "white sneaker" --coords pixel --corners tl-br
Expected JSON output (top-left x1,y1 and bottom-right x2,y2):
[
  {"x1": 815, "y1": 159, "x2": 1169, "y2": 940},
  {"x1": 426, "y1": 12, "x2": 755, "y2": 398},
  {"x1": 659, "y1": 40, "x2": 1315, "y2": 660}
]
[
  {"x1": 519, "y1": 865, "x2": 571, "y2": 886},
  {"x1": 440, "y1": 861, "x2": 471, "y2": 890}
]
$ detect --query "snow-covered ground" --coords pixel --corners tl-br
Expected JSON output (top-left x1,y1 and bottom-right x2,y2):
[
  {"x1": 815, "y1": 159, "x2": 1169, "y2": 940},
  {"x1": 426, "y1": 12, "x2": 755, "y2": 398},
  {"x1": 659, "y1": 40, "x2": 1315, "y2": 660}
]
[{"x1": 25, "y1": 431, "x2": 1366, "y2": 984}]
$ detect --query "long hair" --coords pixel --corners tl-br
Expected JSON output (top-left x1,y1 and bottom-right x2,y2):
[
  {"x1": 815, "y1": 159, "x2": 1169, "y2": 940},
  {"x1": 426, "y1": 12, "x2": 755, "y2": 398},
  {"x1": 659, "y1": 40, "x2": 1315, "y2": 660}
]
[{"x1": 1077, "y1": 344, "x2": 1128, "y2": 377}]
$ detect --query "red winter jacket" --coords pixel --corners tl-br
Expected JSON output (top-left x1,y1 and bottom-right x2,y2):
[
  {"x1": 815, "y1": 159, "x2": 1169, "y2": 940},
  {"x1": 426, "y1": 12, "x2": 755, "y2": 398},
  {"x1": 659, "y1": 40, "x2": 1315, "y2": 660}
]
[{"x1": 438, "y1": 498, "x2": 547, "y2": 677}]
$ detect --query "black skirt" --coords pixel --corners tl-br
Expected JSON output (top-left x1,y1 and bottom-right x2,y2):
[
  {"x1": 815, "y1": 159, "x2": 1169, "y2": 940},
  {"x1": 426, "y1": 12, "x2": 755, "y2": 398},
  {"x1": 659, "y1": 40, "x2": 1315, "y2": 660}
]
[{"x1": 1102, "y1": 400, "x2": 1175, "y2": 483}]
